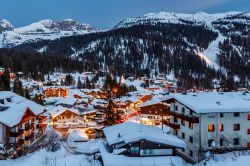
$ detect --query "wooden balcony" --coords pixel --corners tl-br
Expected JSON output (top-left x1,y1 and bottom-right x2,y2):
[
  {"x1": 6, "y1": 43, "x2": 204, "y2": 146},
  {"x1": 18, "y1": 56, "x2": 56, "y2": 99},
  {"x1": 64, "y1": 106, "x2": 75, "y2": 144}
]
[
  {"x1": 17, "y1": 139, "x2": 24, "y2": 146},
  {"x1": 25, "y1": 123, "x2": 34, "y2": 131},
  {"x1": 10, "y1": 129, "x2": 24, "y2": 137},
  {"x1": 168, "y1": 111, "x2": 199, "y2": 123},
  {"x1": 38, "y1": 116, "x2": 47, "y2": 123},
  {"x1": 25, "y1": 133, "x2": 34, "y2": 141},
  {"x1": 167, "y1": 122, "x2": 180, "y2": 129},
  {"x1": 38, "y1": 124, "x2": 47, "y2": 131}
]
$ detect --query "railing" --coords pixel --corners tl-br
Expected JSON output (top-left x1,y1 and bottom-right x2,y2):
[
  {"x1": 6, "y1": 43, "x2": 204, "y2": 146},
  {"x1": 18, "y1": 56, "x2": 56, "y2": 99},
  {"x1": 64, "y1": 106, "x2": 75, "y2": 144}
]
[
  {"x1": 17, "y1": 139, "x2": 24, "y2": 146},
  {"x1": 168, "y1": 110, "x2": 199, "y2": 123},
  {"x1": 38, "y1": 124, "x2": 47, "y2": 130},
  {"x1": 38, "y1": 116, "x2": 47, "y2": 123},
  {"x1": 167, "y1": 122, "x2": 180, "y2": 129},
  {"x1": 10, "y1": 129, "x2": 24, "y2": 137},
  {"x1": 25, "y1": 124, "x2": 34, "y2": 131},
  {"x1": 25, "y1": 133, "x2": 34, "y2": 141}
]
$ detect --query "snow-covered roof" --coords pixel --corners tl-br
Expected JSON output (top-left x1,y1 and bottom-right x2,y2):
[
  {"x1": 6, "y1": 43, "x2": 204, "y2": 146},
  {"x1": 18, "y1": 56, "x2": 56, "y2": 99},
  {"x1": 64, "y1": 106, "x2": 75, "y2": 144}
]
[
  {"x1": 0, "y1": 91, "x2": 46, "y2": 127},
  {"x1": 119, "y1": 96, "x2": 138, "y2": 103},
  {"x1": 161, "y1": 91, "x2": 250, "y2": 113},
  {"x1": 138, "y1": 95, "x2": 168, "y2": 108},
  {"x1": 55, "y1": 97, "x2": 77, "y2": 106},
  {"x1": 103, "y1": 122, "x2": 185, "y2": 148},
  {"x1": 48, "y1": 105, "x2": 80, "y2": 117}
]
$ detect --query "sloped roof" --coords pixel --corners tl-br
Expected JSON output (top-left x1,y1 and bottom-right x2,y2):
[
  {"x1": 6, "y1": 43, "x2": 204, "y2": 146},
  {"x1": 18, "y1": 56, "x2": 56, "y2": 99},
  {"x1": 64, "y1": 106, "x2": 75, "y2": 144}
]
[
  {"x1": 0, "y1": 91, "x2": 46, "y2": 127},
  {"x1": 103, "y1": 122, "x2": 185, "y2": 148},
  {"x1": 161, "y1": 91, "x2": 250, "y2": 113}
]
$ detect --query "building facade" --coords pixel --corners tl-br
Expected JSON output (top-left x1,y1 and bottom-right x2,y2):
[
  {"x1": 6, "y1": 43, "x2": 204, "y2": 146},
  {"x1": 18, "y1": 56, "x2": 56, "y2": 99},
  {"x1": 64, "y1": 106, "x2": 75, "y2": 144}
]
[
  {"x1": 43, "y1": 87, "x2": 69, "y2": 98},
  {"x1": 162, "y1": 92, "x2": 250, "y2": 163}
]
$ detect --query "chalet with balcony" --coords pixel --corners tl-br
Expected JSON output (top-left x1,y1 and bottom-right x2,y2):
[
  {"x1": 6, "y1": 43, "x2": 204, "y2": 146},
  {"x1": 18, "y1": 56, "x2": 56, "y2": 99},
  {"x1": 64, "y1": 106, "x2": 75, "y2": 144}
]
[
  {"x1": 138, "y1": 97, "x2": 170, "y2": 126},
  {"x1": 43, "y1": 87, "x2": 69, "y2": 98},
  {"x1": 0, "y1": 91, "x2": 47, "y2": 158},
  {"x1": 161, "y1": 91, "x2": 250, "y2": 163},
  {"x1": 50, "y1": 106, "x2": 80, "y2": 125}
]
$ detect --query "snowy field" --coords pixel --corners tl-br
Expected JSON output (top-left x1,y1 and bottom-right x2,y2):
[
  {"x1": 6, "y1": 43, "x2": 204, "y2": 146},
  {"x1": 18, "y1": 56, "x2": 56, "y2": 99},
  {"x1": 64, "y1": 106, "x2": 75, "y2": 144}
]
[
  {"x1": 201, "y1": 151, "x2": 250, "y2": 166},
  {"x1": 0, "y1": 146, "x2": 100, "y2": 166},
  {"x1": 0, "y1": 144, "x2": 250, "y2": 166}
]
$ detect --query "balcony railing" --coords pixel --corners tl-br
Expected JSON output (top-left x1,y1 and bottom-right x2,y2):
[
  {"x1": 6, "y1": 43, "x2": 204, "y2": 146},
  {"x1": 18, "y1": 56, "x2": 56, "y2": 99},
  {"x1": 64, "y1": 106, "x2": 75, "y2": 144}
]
[
  {"x1": 17, "y1": 139, "x2": 24, "y2": 146},
  {"x1": 168, "y1": 110, "x2": 199, "y2": 123},
  {"x1": 38, "y1": 124, "x2": 47, "y2": 131},
  {"x1": 25, "y1": 124, "x2": 34, "y2": 131},
  {"x1": 38, "y1": 116, "x2": 47, "y2": 123},
  {"x1": 167, "y1": 122, "x2": 180, "y2": 129},
  {"x1": 10, "y1": 129, "x2": 24, "y2": 137},
  {"x1": 25, "y1": 133, "x2": 34, "y2": 141}
]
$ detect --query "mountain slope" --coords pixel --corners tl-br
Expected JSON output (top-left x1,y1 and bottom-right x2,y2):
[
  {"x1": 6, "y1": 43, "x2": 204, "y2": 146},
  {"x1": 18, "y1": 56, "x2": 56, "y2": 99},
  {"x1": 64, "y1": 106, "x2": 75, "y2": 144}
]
[
  {"x1": 1, "y1": 11, "x2": 250, "y2": 89},
  {"x1": 0, "y1": 19, "x2": 13, "y2": 33},
  {"x1": 0, "y1": 19, "x2": 96, "y2": 47}
]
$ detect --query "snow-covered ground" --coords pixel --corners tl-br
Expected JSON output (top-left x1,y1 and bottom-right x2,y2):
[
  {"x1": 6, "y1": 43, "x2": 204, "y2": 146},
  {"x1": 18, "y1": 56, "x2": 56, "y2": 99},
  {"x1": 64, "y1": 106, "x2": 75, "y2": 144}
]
[
  {"x1": 0, "y1": 146, "x2": 100, "y2": 166},
  {"x1": 201, "y1": 151, "x2": 250, "y2": 166},
  {"x1": 1, "y1": 144, "x2": 250, "y2": 166}
]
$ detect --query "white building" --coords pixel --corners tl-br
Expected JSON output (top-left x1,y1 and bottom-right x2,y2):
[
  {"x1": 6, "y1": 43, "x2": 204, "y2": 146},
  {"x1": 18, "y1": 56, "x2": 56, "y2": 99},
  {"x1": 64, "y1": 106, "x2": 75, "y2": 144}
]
[{"x1": 161, "y1": 91, "x2": 250, "y2": 163}]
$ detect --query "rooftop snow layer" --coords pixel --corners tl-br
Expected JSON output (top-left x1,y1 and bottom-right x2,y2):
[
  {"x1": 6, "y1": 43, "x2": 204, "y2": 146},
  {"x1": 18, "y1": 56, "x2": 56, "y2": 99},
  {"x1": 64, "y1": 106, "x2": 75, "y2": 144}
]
[
  {"x1": 103, "y1": 122, "x2": 185, "y2": 148},
  {"x1": 0, "y1": 91, "x2": 46, "y2": 127},
  {"x1": 161, "y1": 91, "x2": 250, "y2": 113}
]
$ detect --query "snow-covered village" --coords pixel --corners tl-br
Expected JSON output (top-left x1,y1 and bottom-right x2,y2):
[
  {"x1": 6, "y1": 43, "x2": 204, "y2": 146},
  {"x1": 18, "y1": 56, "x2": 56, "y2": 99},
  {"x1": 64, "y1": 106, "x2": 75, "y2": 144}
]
[{"x1": 0, "y1": 1, "x2": 250, "y2": 166}]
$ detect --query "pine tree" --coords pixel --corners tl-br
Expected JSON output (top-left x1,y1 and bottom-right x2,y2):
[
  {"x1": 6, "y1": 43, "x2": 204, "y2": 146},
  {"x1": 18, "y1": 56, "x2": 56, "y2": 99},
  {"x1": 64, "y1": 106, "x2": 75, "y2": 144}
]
[
  {"x1": 0, "y1": 69, "x2": 11, "y2": 91},
  {"x1": 34, "y1": 94, "x2": 44, "y2": 105},
  {"x1": 85, "y1": 77, "x2": 91, "y2": 89},
  {"x1": 103, "y1": 74, "x2": 117, "y2": 90},
  {"x1": 77, "y1": 76, "x2": 82, "y2": 89},
  {"x1": 100, "y1": 87, "x2": 124, "y2": 127},
  {"x1": 65, "y1": 74, "x2": 73, "y2": 86},
  {"x1": 24, "y1": 87, "x2": 31, "y2": 100},
  {"x1": 18, "y1": 80, "x2": 24, "y2": 96}
]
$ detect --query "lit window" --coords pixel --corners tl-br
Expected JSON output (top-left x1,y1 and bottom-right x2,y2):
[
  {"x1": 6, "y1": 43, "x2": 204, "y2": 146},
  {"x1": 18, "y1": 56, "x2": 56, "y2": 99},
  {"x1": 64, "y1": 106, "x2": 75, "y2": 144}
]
[
  {"x1": 189, "y1": 122, "x2": 193, "y2": 129},
  {"x1": 219, "y1": 124, "x2": 224, "y2": 131},
  {"x1": 208, "y1": 124, "x2": 215, "y2": 132},
  {"x1": 181, "y1": 120, "x2": 185, "y2": 126}
]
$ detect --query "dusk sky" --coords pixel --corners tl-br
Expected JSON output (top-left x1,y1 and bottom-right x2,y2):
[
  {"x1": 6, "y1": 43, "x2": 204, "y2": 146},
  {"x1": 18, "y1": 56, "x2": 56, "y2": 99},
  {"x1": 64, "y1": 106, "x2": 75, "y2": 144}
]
[{"x1": 0, "y1": 0, "x2": 250, "y2": 29}]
